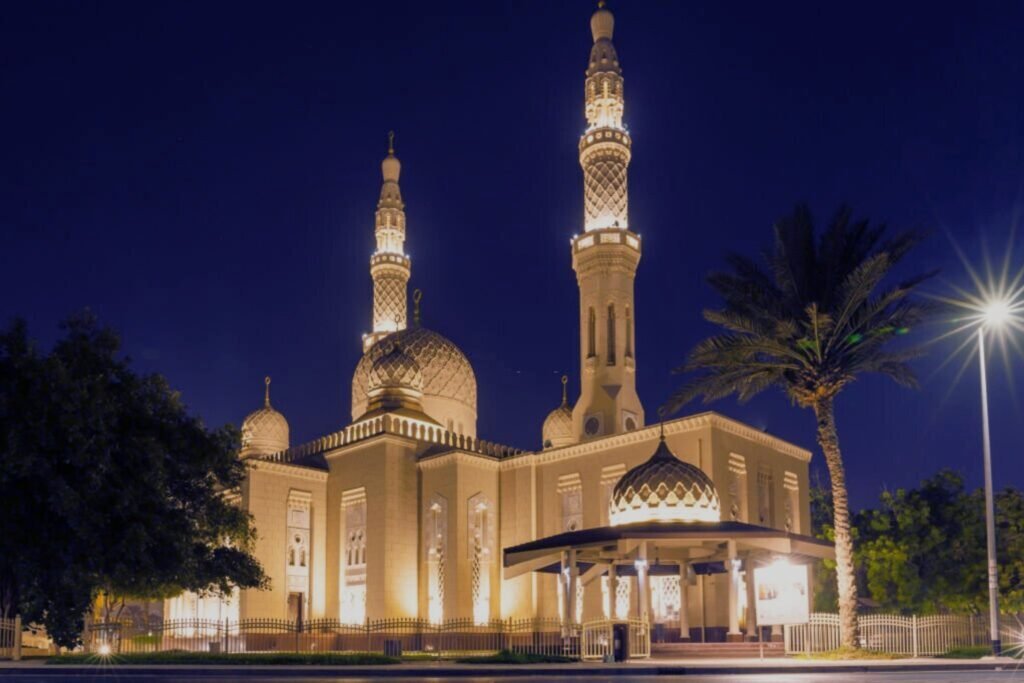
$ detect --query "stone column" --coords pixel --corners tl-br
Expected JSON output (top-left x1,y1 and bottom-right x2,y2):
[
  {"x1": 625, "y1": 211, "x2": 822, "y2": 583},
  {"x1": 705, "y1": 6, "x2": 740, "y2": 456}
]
[
  {"x1": 607, "y1": 563, "x2": 618, "y2": 619},
  {"x1": 727, "y1": 540, "x2": 742, "y2": 641},
  {"x1": 678, "y1": 564, "x2": 690, "y2": 641},
  {"x1": 744, "y1": 558, "x2": 758, "y2": 641},
  {"x1": 771, "y1": 624, "x2": 783, "y2": 642},
  {"x1": 636, "y1": 542, "x2": 650, "y2": 624},
  {"x1": 567, "y1": 549, "x2": 579, "y2": 626}
]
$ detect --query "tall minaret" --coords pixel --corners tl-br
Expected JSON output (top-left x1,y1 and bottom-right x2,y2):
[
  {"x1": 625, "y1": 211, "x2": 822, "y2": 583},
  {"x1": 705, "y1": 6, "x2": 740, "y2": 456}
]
[
  {"x1": 570, "y1": 2, "x2": 644, "y2": 441},
  {"x1": 363, "y1": 132, "x2": 411, "y2": 352}
]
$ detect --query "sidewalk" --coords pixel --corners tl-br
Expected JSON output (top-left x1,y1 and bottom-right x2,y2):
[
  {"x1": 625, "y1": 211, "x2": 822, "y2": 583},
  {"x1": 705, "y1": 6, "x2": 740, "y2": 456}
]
[{"x1": 0, "y1": 656, "x2": 1018, "y2": 677}]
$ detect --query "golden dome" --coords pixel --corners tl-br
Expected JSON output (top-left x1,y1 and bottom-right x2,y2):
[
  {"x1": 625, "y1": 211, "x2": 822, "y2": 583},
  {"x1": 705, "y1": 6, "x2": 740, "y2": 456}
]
[
  {"x1": 542, "y1": 375, "x2": 574, "y2": 449},
  {"x1": 352, "y1": 327, "x2": 477, "y2": 426},
  {"x1": 240, "y1": 377, "x2": 289, "y2": 458},
  {"x1": 368, "y1": 341, "x2": 423, "y2": 393},
  {"x1": 609, "y1": 437, "x2": 721, "y2": 525}
]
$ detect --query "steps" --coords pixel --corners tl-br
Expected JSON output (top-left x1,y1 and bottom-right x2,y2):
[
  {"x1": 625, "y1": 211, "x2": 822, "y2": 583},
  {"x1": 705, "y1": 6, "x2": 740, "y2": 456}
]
[{"x1": 651, "y1": 641, "x2": 786, "y2": 659}]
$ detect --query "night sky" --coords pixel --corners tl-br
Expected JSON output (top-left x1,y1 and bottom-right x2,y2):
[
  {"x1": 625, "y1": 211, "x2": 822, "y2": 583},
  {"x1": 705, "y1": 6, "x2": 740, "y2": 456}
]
[{"x1": 3, "y1": 1, "x2": 1022, "y2": 509}]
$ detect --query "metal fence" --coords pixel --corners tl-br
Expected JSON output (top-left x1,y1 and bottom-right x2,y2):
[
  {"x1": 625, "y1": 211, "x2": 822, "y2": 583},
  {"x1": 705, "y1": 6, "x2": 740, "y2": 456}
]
[
  {"x1": 785, "y1": 612, "x2": 1023, "y2": 656},
  {"x1": 85, "y1": 617, "x2": 580, "y2": 658},
  {"x1": 0, "y1": 616, "x2": 22, "y2": 660},
  {"x1": 580, "y1": 619, "x2": 650, "y2": 661}
]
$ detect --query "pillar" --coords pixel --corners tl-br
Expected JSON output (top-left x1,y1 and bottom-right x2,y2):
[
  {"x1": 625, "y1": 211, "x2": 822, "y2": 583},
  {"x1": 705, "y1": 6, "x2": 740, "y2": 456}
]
[
  {"x1": 567, "y1": 549, "x2": 579, "y2": 626},
  {"x1": 771, "y1": 624, "x2": 783, "y2": 642},
  {"x1": 678, "y1": 564, "x2": 690, "y2": 641},
  {"x1": 607, "y1": 562, "x2": 618, "y2": 619},
  {"x1": 636, "y1": 542, "x2": 649, "y2": 624},
  {"x1": 727, "y1": 540, "x2": 742, "y2": 642},
  {"x1": 744, "y1": 559, "x2": 758, "y2": 641}
]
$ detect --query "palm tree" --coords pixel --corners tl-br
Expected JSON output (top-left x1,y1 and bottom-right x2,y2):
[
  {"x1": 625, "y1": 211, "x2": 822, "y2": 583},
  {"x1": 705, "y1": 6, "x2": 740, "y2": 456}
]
[{"x1": 665, "y1": 205, "x2": 932, "y2": 649}]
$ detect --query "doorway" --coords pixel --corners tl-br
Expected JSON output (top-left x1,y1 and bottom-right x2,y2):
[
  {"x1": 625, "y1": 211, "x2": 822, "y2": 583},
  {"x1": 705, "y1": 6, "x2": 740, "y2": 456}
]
[{"x1": 287, "y1": 592, "x2": 305, "y2": 625}]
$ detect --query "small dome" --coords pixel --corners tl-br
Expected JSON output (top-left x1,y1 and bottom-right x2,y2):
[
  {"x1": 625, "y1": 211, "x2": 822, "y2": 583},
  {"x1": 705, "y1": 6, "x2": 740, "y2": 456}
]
[
  {"x1": 590, "y1": 6, "x2": 614, "y2": 42},
  {"x1": 368, "y1": 341, "x2": 423, "y2": 393},
  {"x1": 240, "y1": 377, "x2": 289, "y2": 458},
  {"x1": 609, "y1": 437, "x2": 721, "y2": 525},
  {"x1": 542, "y1": 375, "x2": 574, "y2": 449},
  {"x1": 381, "y1": 131, "x2": 401, "y2": 183}
]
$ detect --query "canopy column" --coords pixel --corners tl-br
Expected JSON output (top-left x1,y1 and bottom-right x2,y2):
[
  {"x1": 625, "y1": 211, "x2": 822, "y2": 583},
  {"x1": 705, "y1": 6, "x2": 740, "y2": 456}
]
[
  {"x1": 636, "y1": 541, "x2": 650, "y2": 624},
  {"x1": 678, "y1": 563, "x2": 691, "y2": 641},
  {"x1": 727, "y1": 540, "x2": 742, "y2": 641}
]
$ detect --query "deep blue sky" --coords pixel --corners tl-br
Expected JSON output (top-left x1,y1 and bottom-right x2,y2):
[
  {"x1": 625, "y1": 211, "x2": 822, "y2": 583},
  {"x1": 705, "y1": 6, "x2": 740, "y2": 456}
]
[{"x1": 2, "y1": 1, "x2": 1022, "y2": 509}]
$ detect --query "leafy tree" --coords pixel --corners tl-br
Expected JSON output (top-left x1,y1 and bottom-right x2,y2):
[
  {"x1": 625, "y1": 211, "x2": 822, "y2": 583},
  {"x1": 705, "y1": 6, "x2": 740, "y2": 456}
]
[
  {"x1": 855, "y1": 471, "x2": 1024, "y2": 615},
  {"x1": 665, "y1": 205, "x2": 932, "y2": 648},
  {"x1": 0, "y1": 313, "x2": 267, "y2": 648}
]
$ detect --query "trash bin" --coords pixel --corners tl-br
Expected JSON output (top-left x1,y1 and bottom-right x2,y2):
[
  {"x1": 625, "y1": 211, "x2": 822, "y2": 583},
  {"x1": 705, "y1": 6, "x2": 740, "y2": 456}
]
[
  {"x1": 383, "y1": 639, "x2": 402, "y2": 658},
  {"x1": 612, "y1": 623, "x2": 629, "y2": 662}
]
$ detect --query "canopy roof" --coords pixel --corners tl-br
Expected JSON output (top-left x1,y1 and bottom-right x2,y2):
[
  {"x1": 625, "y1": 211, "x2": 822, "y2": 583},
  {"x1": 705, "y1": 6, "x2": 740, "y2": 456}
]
[{"x1": 503, "y1": 520, "x2": 834, "y2": 579}]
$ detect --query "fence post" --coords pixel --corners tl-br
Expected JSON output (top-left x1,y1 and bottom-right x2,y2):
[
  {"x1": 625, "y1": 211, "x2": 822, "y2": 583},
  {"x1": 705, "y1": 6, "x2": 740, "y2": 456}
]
[
  {"x1": 12, "y1": 615, "x2": 22, "y2": 661},
  {"x1": 911, "y1": 615, "x2": 918, "y2": 658}
]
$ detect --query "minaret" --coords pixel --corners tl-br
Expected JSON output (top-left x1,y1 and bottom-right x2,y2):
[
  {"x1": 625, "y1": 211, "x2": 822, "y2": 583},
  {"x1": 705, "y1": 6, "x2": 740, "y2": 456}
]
[
  {"x1": 570, "y1": 2, "x2": 644, "y2": 441},
  {"x1": 363, "y1": 132, "x2": 411, "y2": 352}
]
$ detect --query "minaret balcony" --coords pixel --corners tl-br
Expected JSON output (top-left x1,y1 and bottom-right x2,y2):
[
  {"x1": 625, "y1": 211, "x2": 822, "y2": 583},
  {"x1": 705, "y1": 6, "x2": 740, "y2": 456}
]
[
  {"x1": 572, "y1": 228, "x2": 641, "y2": 255},
  {"x1": 579, "y1": 127, "x2": 631, "y2": 155},
  {"x1": 370, "y1": 252, "x2": 410, "y2": 271}
]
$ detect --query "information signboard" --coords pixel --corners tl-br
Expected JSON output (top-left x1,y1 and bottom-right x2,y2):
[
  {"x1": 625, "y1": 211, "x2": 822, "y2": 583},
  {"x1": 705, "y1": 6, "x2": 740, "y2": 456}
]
[{"x1": 753, "y1": 562, "x2": 810, "y2": 626}]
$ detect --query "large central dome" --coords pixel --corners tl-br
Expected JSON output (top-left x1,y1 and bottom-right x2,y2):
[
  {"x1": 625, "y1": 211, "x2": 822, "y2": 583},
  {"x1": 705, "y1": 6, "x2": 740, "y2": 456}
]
[{"x1": 352, "y1": 327, "x2": 477, "y2": 435}]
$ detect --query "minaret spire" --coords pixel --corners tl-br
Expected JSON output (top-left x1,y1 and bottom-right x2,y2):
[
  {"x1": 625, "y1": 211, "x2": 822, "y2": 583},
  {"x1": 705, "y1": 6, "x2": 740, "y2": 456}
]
[
  {"x1": 571, "y1": 3, "x2": 644, "y2": 441},
  {"x1": 364, "y1": 132, "x2": 412, "y2": 352}
]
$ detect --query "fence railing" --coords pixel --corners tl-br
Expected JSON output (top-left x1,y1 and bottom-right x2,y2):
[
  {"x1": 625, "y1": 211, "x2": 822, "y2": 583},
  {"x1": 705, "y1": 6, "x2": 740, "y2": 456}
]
[
  {"x1": 84, "y1": 617, "x2": 580, "y2": 658},
  {"x1": 785, "y1": 612, "x2": 1022, "y2": 656},
  {"x1": 580, "y1": 619, "x2": 650, "y2": 661},
  {"x1": 0, "y1": 616, "x2": 22, "y2": 660}
]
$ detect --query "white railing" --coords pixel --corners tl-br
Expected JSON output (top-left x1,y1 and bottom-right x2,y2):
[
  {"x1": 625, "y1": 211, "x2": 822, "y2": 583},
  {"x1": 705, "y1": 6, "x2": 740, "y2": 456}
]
[
  {"x1": 785, "y1": 612, "x2": 1018, "y2": 656},
  {"x1": 0, "y1": 616, "x2": 22, "y2": 661},
  {"x1": 580, "y1": 619, "x2": 649, "y2": 660}
]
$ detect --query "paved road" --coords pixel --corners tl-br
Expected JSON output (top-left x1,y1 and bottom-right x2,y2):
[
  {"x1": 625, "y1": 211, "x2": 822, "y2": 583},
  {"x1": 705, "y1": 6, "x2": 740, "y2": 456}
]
[{"x1": 4, "y1": 673, "x2": 1024, "y2": 682}]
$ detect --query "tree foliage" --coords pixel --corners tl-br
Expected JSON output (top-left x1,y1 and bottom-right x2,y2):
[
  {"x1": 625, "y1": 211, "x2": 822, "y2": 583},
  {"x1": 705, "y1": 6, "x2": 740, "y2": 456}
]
[
  {"x1": 810, "y1": 471, "x2": 1024, "y2": 615},
  {"x1": 666, "y1": 204, "x2": 933, "y2": 648},
  {"x1": 0, "y1": 313, "x2": 267, "y2": 647}
]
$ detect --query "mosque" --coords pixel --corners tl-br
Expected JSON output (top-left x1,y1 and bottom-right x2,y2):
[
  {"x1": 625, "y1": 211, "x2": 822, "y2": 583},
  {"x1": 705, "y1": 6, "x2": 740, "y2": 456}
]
[{"x1": 167, "y1": 4, "x2": 829, "y2": 643}]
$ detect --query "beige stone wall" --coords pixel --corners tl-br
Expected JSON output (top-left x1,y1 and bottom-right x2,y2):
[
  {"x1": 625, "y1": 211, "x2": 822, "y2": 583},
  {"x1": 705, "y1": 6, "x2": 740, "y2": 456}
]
[
  {"x1": 239, "y1": 462, "x2": 327, "y2": 620},
  {"x1": 325, "y1": 435, "x2": 419, "y2": 620}
]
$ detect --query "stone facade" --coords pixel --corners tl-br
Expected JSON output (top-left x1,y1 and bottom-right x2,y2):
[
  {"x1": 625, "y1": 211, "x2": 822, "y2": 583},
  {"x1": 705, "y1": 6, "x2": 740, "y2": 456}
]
[{"x1": 169, "y1": 5, "x2": 817, "y2": 641}]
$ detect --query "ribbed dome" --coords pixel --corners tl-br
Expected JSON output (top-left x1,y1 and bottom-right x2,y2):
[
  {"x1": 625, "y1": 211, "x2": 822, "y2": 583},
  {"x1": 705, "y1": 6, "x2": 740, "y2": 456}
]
[
  {"x1": 352, "y1": 327, "x2": 477, "y2": 425},
  {"x1": 609, "y1": 438, "x2": 720, "y2": 525},
  {"x1": 542, "y1": 375, "x2": 574, "y2": 449},
  {"x1": 368, "y1": 341, "x2": 423, "y2": 393},
  {"x1": 240, "y1": 378, "x2": 289, "y2": 458}
]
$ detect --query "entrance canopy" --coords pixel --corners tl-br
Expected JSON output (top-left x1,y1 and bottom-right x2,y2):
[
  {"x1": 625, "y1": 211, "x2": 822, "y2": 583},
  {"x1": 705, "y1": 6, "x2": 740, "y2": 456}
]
[{"x1": 503, "y1": 520, "x2": 834, "y2": 579}]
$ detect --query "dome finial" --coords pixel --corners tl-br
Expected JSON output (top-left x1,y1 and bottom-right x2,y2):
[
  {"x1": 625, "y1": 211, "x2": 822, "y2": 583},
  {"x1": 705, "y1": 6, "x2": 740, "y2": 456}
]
[
  {"x1": 598, "y1": 0, "x2": 606, "y2": 7},
  {"x1": 413, "y1": 289, "x2": 423, "y2": 327},
  {"x1": 657, "y1": 406, "x2": 667, "y2": 441},
  {"x1": 264, "y1": 376, "x2": 272, "y2": 407},
  {"x1": 388, "y1": 130, "x2": 395, "y2": 156},
  {"x1": 560, "y1": 375, "x2": 568, "y2": 405}
]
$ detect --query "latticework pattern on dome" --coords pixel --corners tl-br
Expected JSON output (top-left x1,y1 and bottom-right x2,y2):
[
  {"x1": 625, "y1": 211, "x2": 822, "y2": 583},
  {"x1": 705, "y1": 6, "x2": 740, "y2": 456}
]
[
  {"x1": 609, "y1": 439, "x2": 721, "y2": 525},
  {"x1": 352, "y1": 327, "x2": 477, "y2": 417},
  {"x1": 241, "y1": 406, "x2": 289, "y2": 456},
  {"x1": 542, "y1": 405, "x2": 573, "y2": 448},
  {"x1": 368, "y1": 342, "x2": 423, "y2": 392}
]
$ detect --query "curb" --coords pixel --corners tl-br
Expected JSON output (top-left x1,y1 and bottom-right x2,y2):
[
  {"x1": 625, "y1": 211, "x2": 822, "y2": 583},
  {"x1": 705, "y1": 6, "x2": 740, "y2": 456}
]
[{"x1": 0, "y1": 661, "x2": 1016, "y2": 677}]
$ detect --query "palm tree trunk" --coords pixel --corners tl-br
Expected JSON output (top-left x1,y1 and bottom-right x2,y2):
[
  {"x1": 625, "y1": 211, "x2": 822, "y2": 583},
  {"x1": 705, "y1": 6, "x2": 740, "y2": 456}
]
[{"x1": 814, "y1": 397, "x2": 859, "y2": 649}]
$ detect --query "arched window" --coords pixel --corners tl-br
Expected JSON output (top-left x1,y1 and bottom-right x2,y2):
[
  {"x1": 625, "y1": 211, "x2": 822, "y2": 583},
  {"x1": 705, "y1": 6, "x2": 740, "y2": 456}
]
[
  {"x1": 607, "y1": 304, "x2": 616, "y2": 365},
  {"x1": 587, "y1": 307, "x2": 596, "y2": 357},
  {"x1": 625, "y1": 305, "x2": 633, "y2": 358}
]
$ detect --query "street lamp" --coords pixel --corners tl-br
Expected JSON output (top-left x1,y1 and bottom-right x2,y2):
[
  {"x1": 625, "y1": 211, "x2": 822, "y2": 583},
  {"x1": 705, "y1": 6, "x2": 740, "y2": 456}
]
[{"x1": 978, "y1": 299, "x2": 1008, "y2": 656}]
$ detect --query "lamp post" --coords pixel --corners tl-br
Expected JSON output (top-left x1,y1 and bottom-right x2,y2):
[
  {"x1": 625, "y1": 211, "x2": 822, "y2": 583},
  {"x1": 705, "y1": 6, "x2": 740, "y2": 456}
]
[{"x1": 978, "y1": 300, "x2": 1009, "y2": 656}]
